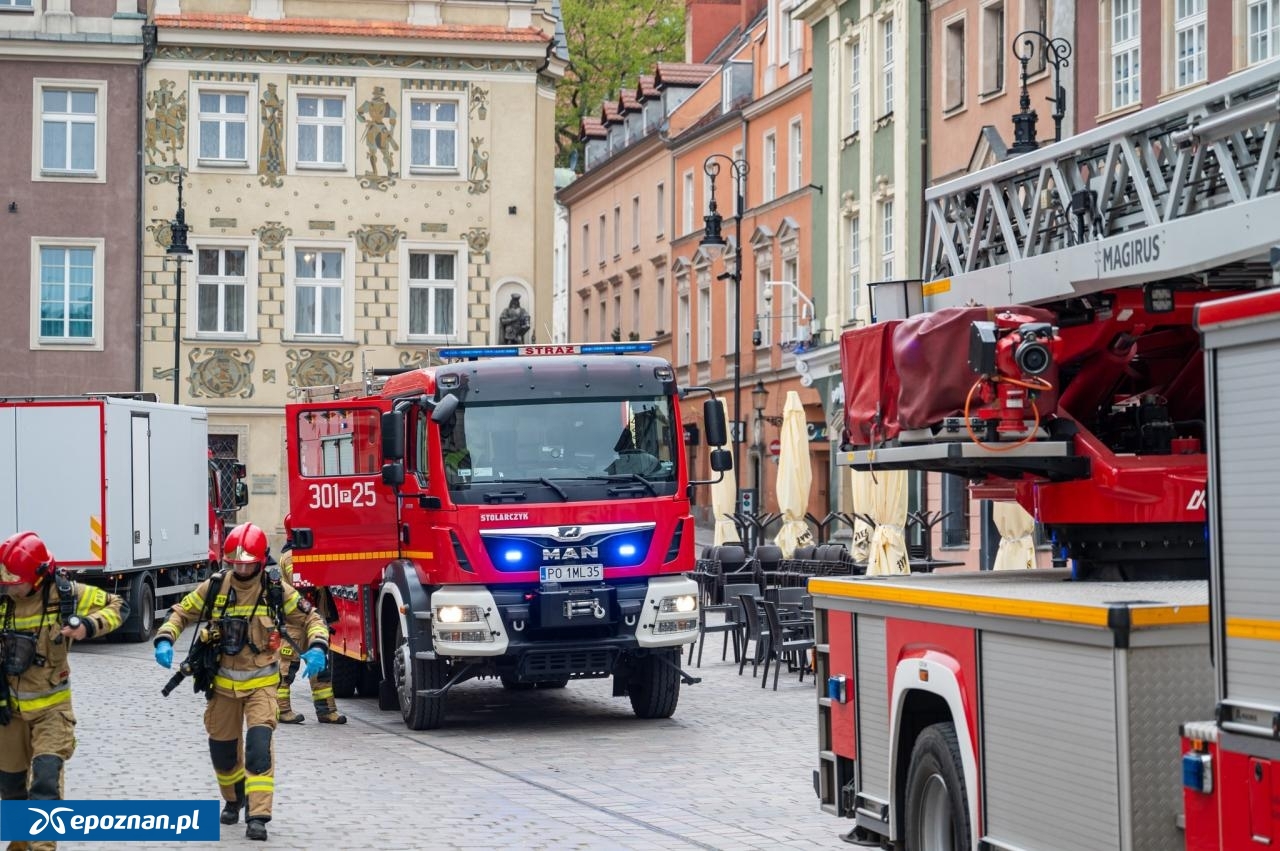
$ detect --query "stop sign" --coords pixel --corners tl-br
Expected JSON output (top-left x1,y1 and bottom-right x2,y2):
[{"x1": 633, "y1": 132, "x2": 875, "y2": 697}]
[{"x1": 768, "y1": 438, "x2": 781, "y2": 457}]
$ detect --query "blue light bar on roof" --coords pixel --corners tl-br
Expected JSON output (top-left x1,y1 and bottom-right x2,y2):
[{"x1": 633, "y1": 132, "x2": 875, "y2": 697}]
[{"x1": 437, "y1": 342, "x2": 654, "y2": 360}]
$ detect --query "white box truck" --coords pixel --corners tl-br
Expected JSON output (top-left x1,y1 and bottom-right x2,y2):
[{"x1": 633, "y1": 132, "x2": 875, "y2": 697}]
[{"x1": 0, "y1": 394, "x2": 246, "y2": 640}]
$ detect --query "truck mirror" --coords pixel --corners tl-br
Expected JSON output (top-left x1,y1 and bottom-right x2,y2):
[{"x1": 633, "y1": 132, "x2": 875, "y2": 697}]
[
  {"x1": 431, "y1": 393, "x2": 460, "y2": 425},
  {"x1": 234, "y1": 481, "x2": 249, "y2": 508},
  {"x1": 233, "y1": 462, "x2": 247, "y2": 479},
  {"x1": 709, "y1": 448, "x2": 733, "y2": 472},
  {"x1": 381, "y1": 410, "x2": 405, "y2": 461},
  {"x1": 703, "y1": 398, "x2": 728, "y2": 447},
  {"x1": 381, "y1": 461, "x2": 405, "y2": 488}
]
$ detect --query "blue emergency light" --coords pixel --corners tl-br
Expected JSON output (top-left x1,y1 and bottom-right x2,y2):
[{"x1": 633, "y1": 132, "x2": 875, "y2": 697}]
[{"x1": 437, "y1": 342, "x2": 654, "y2": 360}]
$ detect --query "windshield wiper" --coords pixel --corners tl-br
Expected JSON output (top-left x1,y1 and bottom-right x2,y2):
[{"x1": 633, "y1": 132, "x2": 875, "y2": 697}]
[
  {"x1": 488, "y1": 477, "x2": 569, "y2": 501},
  {"x1": 572, "y1": 473, "x2": 659, "y2": 497}
]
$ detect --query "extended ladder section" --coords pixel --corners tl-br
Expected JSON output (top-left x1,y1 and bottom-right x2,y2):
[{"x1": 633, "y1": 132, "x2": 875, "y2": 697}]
[{"x1": 922, "y1": 59, "x2": 1280, "y2": 310}]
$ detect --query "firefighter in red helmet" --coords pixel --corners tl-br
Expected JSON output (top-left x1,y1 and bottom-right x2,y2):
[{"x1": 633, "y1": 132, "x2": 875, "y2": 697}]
[
  {"x1": 0, "y1": 531, "x2": 127, "y2": 851},
  {"x1": 154, "y1": 522, "x2": 327, "y2": 842},
  {"x1": 275, "y1": 514, "x2": 345, "y2": 725}
]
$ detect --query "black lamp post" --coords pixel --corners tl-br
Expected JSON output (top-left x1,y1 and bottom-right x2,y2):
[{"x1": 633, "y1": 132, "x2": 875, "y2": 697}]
[
  {"x1": 167, "y1": 168, "x2": 193, "y2": 404},
  {"x1": 1009, "y1": 30, "x2": 1072, "y2": 154},
  {"x1": 700, "y1": 154, "x2": 749, "y2": 513}
]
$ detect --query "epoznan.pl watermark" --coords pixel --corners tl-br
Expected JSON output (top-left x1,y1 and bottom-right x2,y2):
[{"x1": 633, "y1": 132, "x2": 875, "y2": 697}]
[{"x1": 0, "y1": 800, "x2": 220, "y2": 842}]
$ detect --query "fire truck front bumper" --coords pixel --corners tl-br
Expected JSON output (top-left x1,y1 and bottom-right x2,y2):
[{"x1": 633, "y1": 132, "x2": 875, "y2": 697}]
[{"x1": 427, "y1": 576, "x2": 699, "y2": 658}]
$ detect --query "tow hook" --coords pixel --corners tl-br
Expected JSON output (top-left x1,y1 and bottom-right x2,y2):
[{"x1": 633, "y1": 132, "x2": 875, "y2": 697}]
[
  {"x1": 657, "y1": 651, "x2": 702, "y2": 686},
  {"x1": 421, "y1": 661, "x2": 479, "y2": 698}
]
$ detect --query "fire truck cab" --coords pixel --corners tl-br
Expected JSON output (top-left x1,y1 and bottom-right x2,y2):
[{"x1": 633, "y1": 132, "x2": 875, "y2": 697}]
[{"x1": 285, "y1": 342, "x2": 731, "y2": 730}]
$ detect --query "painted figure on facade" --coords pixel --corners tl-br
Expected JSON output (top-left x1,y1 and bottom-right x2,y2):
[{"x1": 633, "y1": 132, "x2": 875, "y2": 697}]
[
  {"x1": 468, "y1": 136, "x2": 490, "y2": 194},
  {"x1": 145, "y1": 79, "x2": 187, "y2": 167},
  {"x1": 356, "y1": 86, "x2": 398, "y2": 177},
  {"x1": 499, "y1": 294, "x2": 531, "y2": 344},
  {"x1": 259, "y1": 83, "x2": 284, "y2": 186}
]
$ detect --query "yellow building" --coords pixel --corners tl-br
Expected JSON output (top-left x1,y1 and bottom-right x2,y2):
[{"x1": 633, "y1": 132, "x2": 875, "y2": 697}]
[{"x1": 141, "y1": 1, "x2": 565, "y2": 536}]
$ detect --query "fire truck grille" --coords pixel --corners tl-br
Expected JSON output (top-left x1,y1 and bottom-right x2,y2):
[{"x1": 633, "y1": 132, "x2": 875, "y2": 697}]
[{"x1": 520, "y1": 648, "x2": 617, "y2": 678}]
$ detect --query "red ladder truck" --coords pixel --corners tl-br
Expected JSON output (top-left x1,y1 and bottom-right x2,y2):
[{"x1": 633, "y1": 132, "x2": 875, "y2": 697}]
[
  {"x1": 284, "y1": 341, "x2": 732, "y2": 730},
  {"x1": 809, "y1": 59, "x2": 1280, "y2": 850}
]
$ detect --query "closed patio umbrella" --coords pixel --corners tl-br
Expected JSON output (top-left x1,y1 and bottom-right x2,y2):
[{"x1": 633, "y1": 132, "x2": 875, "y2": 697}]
[
  {"x1": 866, "y1": 469, "x2": 910, "y2": 576},
  {"x1": 711, "y1": 399, "x2": 739, "y2": 547},
  {"x1": 993, "y1": 501, "x2": 1037, "y2": 570},
  {"x1": 772, "y1": 391, "x2": 814, "y2": 558},
  {"x1": 850, "y1": 469, "x2": 875, "y2": 563}
]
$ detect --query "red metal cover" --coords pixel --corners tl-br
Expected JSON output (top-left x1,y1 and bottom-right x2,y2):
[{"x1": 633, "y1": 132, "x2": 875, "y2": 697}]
[
  {"x1": 841, "y1": 321, "x2": 901, "y2": 445},
  {"x1": 892, "y1": 306, "x2": 1060, "y2": 431}
]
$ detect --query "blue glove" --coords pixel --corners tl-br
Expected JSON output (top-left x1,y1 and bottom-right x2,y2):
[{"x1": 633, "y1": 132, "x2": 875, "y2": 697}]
[
  {"x1": 154, "y1": 640, "x2": 173, "y2": 669},
  {"x1": 300, "y1": 648, "x2": 327, "y2": 679}
]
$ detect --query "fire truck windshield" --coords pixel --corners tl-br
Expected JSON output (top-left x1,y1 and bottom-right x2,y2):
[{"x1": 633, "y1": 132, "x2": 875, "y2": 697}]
[{"x1": 440, "y1": 395, "x2": 678, "y2": 503}]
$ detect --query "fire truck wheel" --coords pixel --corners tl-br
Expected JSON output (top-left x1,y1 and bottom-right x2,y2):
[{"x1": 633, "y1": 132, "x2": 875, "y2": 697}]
[
  {"x1": 903, "y1": 722, "x2": 971, "y2": 851},
  {"x1": 627, "y1": 648, "x2": 680, "y2": 719},
  {"x1": 393, "y1": 620, "x2": 446, "y2": 730},
  {"x1": 330, "y1": 653, "x2": 360, "y2": 698},
  {"x1": 122, "y1": 575, "x2": 156, "y2": 643}
]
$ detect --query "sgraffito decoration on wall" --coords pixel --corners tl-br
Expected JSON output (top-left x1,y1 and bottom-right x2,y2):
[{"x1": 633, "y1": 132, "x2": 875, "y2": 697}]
[
  {"x1": 469, "y1": 86, "x2": 488, "y2": 120},
  {"x1": 468, "y1": 136, "x2": 490, "y2": 194},
  {"x1": 351, "y1": 224, "x2": 405, "y2": 261},
  {"x1": 147, "y1": 219, "x2": 174, "y2": 250},
  {"x1": 286, "y1": 349, "x2": 355, "y2": 389},
  {"x1": 356, "y1": 85, "x2": 398, "y2": 191},
  {"x1": 144, "y1": 79, "x2": 187, "y2": 183},
  {"x1": 259, "y1": 82, "x2": 285, "y2": 187},
  {"x1": 399, "y1": 350, "x2": 431, "y2": 370},
  {"x1": 253, "y1": 221, "x2": 293, "y2": 251},
  {"x1": 464, "y1": 227, "x2": 490, "y2": 255},
  {"x1": 156, "y1": 46, "x2": 541, "y2": 74},
  {"x1": 188, "y1": 348, "x2": 256, "y2": 398}
]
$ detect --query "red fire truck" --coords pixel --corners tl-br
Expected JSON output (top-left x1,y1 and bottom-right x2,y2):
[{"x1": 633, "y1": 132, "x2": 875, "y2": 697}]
[
  {"x1": 808, "y1": 60, "x2": 1280, "y2": 850},
  {"x1": 284, "y1": 341, "x2": 731, "y2": 729}
]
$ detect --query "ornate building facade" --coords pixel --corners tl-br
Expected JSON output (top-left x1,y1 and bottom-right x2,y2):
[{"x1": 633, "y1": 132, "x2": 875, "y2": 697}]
[{"x1": 141, "y1": 0, "x2": 565, "y2": 534}]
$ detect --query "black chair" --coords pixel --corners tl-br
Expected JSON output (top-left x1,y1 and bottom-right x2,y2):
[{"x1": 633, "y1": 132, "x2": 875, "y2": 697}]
[
  {"x1": 695, "y1": 582, "x2": 758, "y2": 667},
  {"x1": 760, "y1": 600, "x2": 816, "y2": 691},
  {"x1": 754, "y1": 545, "x2": 784, "y2": 586},
  {"x1": 737, "y1": 593, "x2": 769, "y2": 679}
]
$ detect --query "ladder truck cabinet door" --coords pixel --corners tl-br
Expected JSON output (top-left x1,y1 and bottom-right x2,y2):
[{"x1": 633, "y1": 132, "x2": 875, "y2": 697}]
[{"x1": 291, "y1": 405, "x2": 398, "y2": 586}]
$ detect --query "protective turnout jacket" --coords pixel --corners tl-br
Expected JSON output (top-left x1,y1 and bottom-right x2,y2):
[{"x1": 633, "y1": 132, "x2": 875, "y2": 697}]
[
  {"x1": 156, "y1": 570, "x2": 326, "y2": 696},
  {"x1": 0, "y1": 581, "x2": 126, "y2": 718}
]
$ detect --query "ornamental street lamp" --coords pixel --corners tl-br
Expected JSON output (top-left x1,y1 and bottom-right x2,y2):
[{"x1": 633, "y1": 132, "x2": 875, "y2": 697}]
[
  {"x1": 699, "y1": 154, "x2": 749, "y2": 513},
  {"x1": 167, "y1": 168, "x2": 193, "y2": 404},
  {"x1": 1009, "y1": 30, "x2": 1073, "y2": 154}
]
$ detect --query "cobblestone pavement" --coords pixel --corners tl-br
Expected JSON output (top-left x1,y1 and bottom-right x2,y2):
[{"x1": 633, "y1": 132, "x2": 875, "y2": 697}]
[{"x1": 24, "y1": 618, "x2": 843, "y2": 851}]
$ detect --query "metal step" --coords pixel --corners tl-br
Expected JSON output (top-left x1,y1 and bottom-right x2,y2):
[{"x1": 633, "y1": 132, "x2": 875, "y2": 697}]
[{"x1": 837, "y1": 440, "x2": 1089, "y2": 481}]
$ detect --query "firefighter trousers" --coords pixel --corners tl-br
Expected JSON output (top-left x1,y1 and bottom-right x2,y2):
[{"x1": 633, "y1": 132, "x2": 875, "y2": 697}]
[
  {"x1": 0, "y1": 708, "x2": 76, "y2": 851},
  {"x1": 277, "y1": 647, "x2": 339, "y2": 719},
  {"x1": 203, "y1": 687, "x2": 277, "y2": 822}
]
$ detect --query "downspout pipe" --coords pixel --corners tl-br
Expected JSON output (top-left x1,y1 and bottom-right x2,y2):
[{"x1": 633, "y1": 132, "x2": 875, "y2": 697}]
[{"x1": 137, "y1": 23, "x2": 156, "y2": 393}]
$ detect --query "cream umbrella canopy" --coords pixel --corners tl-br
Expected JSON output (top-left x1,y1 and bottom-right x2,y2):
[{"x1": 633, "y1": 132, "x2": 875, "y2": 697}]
[
  {"x1": 866, "y1": 469, "x2": 910, "y2": 576},
  {"x1": 993, "y1": 501, "x2": 1037, "y2": 570},
  {"x1": 850, "y1": 469, "x2": 875, "y2": 563},
  {"x1": 772, "y1": 391, "x2": 814, "y2": 557},
  {"x1": 711, "y1": 399, "x2": 740, "y2": 547}
]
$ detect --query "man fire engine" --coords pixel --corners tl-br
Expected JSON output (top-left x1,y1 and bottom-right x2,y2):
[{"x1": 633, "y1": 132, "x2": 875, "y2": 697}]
[{"x1": 284, "y1": 341, "x2": 731, "y2": 730}]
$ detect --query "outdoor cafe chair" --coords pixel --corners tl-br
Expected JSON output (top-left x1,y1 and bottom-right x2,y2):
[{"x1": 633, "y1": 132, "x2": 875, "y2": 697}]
[{"x1": 760, "y1": 599, "x2": 816, "y2": 691}]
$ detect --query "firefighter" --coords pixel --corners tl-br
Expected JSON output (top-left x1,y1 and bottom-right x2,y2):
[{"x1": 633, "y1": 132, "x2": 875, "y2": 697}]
[
  {"x1": 275, "y1": 516, "x2": 345, "y2": 725},
  {"x1": 0, "y1": 531, "x2": 127, "y2": 851},
  {"x1": 153, "y1": 522, "x2": 328, "y2": 842}
]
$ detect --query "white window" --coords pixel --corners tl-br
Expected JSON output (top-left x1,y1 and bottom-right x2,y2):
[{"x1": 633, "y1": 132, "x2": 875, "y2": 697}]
[
  {"x1": 763, "y1": 131, "x2": 777, "y2": 202},
  {"x1": 848, "y1": 216, "x2": 861, "y2": 316},
  {"x1": 197, "y1": 90, "x2": 249, "y2": 164},
  {"x1": 1111, "y1": 0, "x2": 1141, "y2": 109},
  {"x1": 779, "y1": 258, "x2": 799, "y2": 343},
  {"x1": 403, "y1": 248, "x2": 461, "y2": 340},
  {"x1": 778, "y1": 1, "x2": 793, "y2": 63},
  {"x1": 598, "y1": 214, "x2": 606, "y2": 263},
  {"x1": 295, "y1": 92, "x2": 347, "y2": 170},
  {"x1": 632, "y1": 285, "x2": 641, "y2": 336},
  {"x1": 678, "y1": 289, "x2": 691, "y2": 365},
  {"x1": 2, "y1": 0, "x2": 34, "y2": 7},
  {"x1": 656, "y1": 276, "x2": 667, "y2": 332},
  {"x1": 581, "y1": 223, "x2": 590, "y2": 271},
  {"x1": 1248, "y1": 0, "x2": 1280, "y2": 64},
  {"x1": 656, "y1": 182, "x2": 666, "y2": 236},
  {"x1": 944, "y1": 17, "x2": 966, "y2": 111},
  {"x1": 32, "y1": 239, "x2": 103, "y2": 348},
  {"x1": 613, "y1": 205, "x2": 621, "y2": 257},
  {"x1": 756, "y1": 259, "x2": 773, "y2": 348},
  {"x1": 613, "y1": 293, "x2": 622, "y2": 336},
  {"x1": 291, "y1": 247, "x2": 346, "y2": 337},
  {"x1": 881, "y1": 199, "x2": 895, "y2": 279},
  {"x1": 1023, "y1": 0, "x2": 1048, "y2": 72},
  {"x1": 732, "y1": 145, "x2": 745, "y2": 214},
  {"x1": 980, "y1": 2, "x2": 1005, "y2": 95},
  {"x1": 882, "y1": 17, "x2": 895, "y2": 116},
  {"x1": 631, "y1": 196, "x2": 641, "y2": 249},
  {"x1": 582, "y1": 305, "x2": 590, "y2": 340},
  {"x1": 724, "y1": 275, "x2": 737, "y2": 354},
  {"x1": 848, "y1": 38, "x2": 862, "y2": 134},
  {"x1": 788, "y1": 118, "x2": 803, "y2": 193},
  {"x1": 195, "y1": 246, "x2": 248, "y2": 335},
  {"x1": 407, "y1": 98, "x2": 459, "y2": 172},
  {"x1": 697, "y1": 275, "x2": 712, "y2": 362},
  {"x1": 599, "y1": 298, "x2": 607, "y2": 340},
  {"x1": 683, "y1": 170, "x2": 695, "y2": 235},
  {"x1": 1174, "y1": 0, "x2": 1207, "y2": 89},
  {"x1": 37, "y1": 85, "x2": 99, "y2": 176}
]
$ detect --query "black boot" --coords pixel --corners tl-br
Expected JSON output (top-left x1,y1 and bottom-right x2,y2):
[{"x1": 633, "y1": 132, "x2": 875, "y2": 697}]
[
  {"x1": 246, "y1": 818, "x2": 268, "y2": 841},
  {"x1": 220, "y1": 799, "x2": 244, "y2": 825}
]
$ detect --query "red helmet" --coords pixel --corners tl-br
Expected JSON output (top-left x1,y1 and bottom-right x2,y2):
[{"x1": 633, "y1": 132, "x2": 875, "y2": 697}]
[
  {"x1": 223, "y1": 523, "x2": 269, "y2": 566},
  {"x1": 0, "y1": 531, "x2": 55, "y2": 586},
  {"x1": 283, "y1": 513, "x2": 294, "y2": 544}
]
